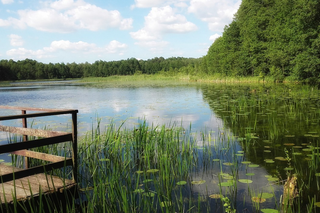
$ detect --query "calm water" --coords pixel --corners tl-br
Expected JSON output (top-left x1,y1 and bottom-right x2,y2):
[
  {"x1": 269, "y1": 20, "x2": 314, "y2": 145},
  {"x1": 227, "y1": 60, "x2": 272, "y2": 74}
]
[{"x1": 1, "y1": 82, "x2": 320, "y2": 212}]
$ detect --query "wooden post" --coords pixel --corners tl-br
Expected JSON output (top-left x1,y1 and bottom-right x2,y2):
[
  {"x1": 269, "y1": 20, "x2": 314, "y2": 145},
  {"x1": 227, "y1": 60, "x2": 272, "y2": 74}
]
[
  {"x1": 72, "y1": 112, "x2": 78, "y2": 182},
  {"x1": 22, "y1": 110, "x2": 28, "y2": 169}
]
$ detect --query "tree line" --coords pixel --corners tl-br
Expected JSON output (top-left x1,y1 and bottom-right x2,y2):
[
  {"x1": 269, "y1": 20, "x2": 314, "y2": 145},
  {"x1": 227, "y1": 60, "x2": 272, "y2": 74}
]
[
  {"x1": 0, "y1": 57, "x2": 200, "y2": 81},
  {"x1": 202, "y1": 0, "x2": 320, "y2": 82}
]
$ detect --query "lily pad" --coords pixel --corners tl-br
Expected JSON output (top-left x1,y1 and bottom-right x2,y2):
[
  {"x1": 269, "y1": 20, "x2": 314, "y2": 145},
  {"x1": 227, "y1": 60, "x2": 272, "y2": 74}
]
[
  {"x1": 284, "y1": 143, "x2": 295, "y2": 146},
  {"x1": 249, "y1": 164, "x2": 259, "y2": 168},
  {"x1": 260, "y1": 193, "x2": 274, "y2": 199},
  {"x1": 267, "y1": 177, "x2": 279, "y2": 182},
  {"x1": 265, "y1": 159, "x2": 275, "y2": 163},
  {"x1": 136, "y1": 171, "x2": 144, "y2": 174},
  {"x1": 223, "y1": 162, "x2": 234, "y2": 166},
  {"x1": 209, "y1": 194, "x2": 223, "y2": 199},
  {"x1": 176, "y1": 181, "x2": 187, "y2": 185},
  {"x1": 292, "y1": 152, "x2": 302, "y2": 155},
  {"x1": 241, "y1": 161, "x2": 251, "y2": 164},
  {"x1": 261, "y1": 209, "x2": 279, "y2": 213},
  {"x1": 238, "y1": 179, "x2": 253, "y2": 184},
  {"x1": 219, "y1": 181, "x2": 234, "y2": 187},
  {"x1": 284, "y1": 167, "x2": 294, "y2": 171},
  {"x1": 246, "y1": 173, "x2": 255, "y2": 176},
  {"x1": 191, "y1": 180, "x2": 206, "y2": 185},
  {"x1": 147, "y1": 169, "x2": 159, "y2": 173},
  {"x1": 212, "y1": 159, "x2": 220, "y2": 162}
]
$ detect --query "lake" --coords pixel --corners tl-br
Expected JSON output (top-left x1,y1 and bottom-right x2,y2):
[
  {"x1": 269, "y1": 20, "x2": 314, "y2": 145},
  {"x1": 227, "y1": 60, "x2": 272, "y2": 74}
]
[{"x1": 1, "y1": 81, "x2": 320, "y2": 212}]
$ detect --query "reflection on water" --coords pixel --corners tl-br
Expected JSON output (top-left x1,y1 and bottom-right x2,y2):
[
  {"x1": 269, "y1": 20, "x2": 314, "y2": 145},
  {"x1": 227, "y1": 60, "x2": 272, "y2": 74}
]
[{"x1": 1, "y1": 82, "x2": 320, "y2": 212}]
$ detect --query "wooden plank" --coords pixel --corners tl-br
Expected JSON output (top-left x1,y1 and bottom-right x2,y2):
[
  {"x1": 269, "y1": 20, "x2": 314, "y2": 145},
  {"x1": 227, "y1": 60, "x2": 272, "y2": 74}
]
[
  {"x1": 11, "y1": 150, "x2": 70, "y2": 163},
  {"x1": 0, "y1": 105, "x2": 77, "y2": 113},
  {"x1": 0, "y1": 134, "x2": 72, "y2": 154},
  {"x1": 0, "y1": 110, "x2": 78, "y2": 122},
  {"x1": 72, "y1": 112, "x2": 77, "y2": 182},
  {"x1": 0, "y1": 164, "x2": 76, "y2": 204},
  {"x1": 0, "y1": 159, "x2": 73, "y2": 183},
  {"x1": 0, "y1": 125, "x2": 68, "y2": 138}
]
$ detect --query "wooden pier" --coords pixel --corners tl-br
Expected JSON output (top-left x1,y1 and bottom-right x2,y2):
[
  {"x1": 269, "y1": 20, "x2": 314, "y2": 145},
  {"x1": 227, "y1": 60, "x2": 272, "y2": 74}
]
[{"x1": 0, "y1": 106, "x2": 78, "y2": 212}]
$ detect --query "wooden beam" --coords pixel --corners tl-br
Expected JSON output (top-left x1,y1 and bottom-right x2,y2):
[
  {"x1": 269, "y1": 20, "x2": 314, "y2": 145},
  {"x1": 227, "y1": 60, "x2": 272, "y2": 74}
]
[
  {"x1": 11, "y1": 150, "x2": 71, "y2": 163},
  {"x1": 0, "y1": 159, "x2": 73, "y2": 183},
  {"x1": 0, "y1": 125, "x2": 68, "y2": 137},
  {"x1": 0, "y1": 134, "x2": 72, "y2": 154},
  {"x1": 0, "y1": 105, "x2": 77, "y2": 112},
  {"x1": 0, "y1": 110, "x2": 78, "y2": 121}
]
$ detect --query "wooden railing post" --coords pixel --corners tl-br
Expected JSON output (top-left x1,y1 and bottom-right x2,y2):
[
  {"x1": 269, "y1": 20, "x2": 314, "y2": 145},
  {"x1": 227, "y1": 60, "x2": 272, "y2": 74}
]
[
  {"x1": 72, "y1": 111, "x2": 78, "y2": 182},
  {"x1": 22, "y1": 110, "x2": 28, "y2": 169}
]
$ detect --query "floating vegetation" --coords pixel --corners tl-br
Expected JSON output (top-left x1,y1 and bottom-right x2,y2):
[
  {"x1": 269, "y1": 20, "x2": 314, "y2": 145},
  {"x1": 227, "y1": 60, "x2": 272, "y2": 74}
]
[
  {"x1": 249, "y1": 164, "x2": 259, "y2": 168},
  {"x1": 261, "y1": 209, "x2": 279, "y2": 213},
  {"x1": 146, "y1": 169, "x2": 159, "y2": 173},
  {"x1": 223, "y1": 162, "x2": 234, "y2": 166},
  {"x1": 260, "y1": 193, "x2": 274, "y2": 199},
  {"x1": 176, "y1": 181, "x2": 187, "y2": 185},
  {"x1": 238, "y1": 179, "x2": 253, "y2": 184},
  {"x1": 241, "y1": 161, "x2": 251, "y2": 164},
  {"x1": 252, "y1": 197, "x2": 266, "y2": 203},
  {"x1": 265, "y1": 159, "x2": 275, "y2": 163},
  {"x1": 209, "y1": 194, "x2": 223, "y2": 199},
  {"x1": 191, "y1": 180, "x2": 206, "y2": 185}
]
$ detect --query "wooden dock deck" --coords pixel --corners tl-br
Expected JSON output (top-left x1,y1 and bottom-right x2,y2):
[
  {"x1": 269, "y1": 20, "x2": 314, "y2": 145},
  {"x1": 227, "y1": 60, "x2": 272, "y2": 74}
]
[
  {"x1": 0, "y1": 106, "x2": 78, "y2": 211},
  {"x1": 0, "y1": 164, "x2": 76, "y2": 203}
]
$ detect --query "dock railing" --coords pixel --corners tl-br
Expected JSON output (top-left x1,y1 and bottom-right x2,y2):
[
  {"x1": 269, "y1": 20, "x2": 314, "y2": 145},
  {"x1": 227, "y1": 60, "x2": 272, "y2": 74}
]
[{"x1": 0, "y1": 106, "x2": 78, "y2": 183}]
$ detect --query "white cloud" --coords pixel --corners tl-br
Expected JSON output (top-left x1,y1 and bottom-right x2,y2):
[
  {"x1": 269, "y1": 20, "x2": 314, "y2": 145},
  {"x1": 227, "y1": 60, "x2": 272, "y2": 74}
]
[
  {"x1": 1, "y1": 0, "x2": 133, "y2": 33},
  {"x1": 188, "y1": 0, "x2": 241, "y2": 32},
  {"x1": 106, "y1": 40, "x2": 128, "y2": 54},
  {"x1": 209, "y1": 33, "x2": 221, "y2": 42},
  {"x1": 1, "y1": 0, "x2": 14, "y2": 4},
  {"x1": 7, "y1": 40, "x2": 127, "y2": 60},
  {"x1": 9, "y1": 34, "x2": 24, "y2": 46},
  {"x1": 0, "y1": 17, "x2": 26, "y2": 29},
  {"x1": 6, "y1": 48, "x2": 48, "y2": 59},
  {"x1": 131, "y1": 0, "x2": 189, "y2": 8},
  {"x1": 130, "y1": 6, "x2": 197, "y2": 48}
]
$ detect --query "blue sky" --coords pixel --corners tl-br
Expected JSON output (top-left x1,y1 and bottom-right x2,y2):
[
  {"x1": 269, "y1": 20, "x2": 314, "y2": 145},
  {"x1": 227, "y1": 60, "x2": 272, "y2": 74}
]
[{"x1": 0, "y1": 0, "x2": 241, "y2": 63}]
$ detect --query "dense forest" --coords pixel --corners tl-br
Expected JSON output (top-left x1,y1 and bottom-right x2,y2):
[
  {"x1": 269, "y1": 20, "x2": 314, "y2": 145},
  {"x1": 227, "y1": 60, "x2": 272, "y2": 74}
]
[
  {"x1": 1, "y1": 0, "x2": 320, "y2": 82},
  {"x1": 203, "y1": 0, "x2": 320, "y2": 82}
]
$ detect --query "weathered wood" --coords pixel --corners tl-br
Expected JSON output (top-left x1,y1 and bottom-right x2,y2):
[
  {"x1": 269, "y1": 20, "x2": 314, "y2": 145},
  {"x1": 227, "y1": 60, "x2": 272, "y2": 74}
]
[
  {"x1": 0, "y1": 159, "x2": 73, "y2": 183},
  {"x1": 0, "y1": 106, "x2": 78, "y2": 207},
  {"x1": 0, "y1": 105, "x2": 77, "y2": 112},
  {"x1": 22, "y1": 110, "x2": 29, "y2": 168},
  {"x1": 11, "y1": 150, "x2": 70, "y2": 163},
  {"x1": 0, "y1": 134, "x2": 72, "y2": 155},
  {"x1": 72, "y1": 112, "x2": 77, "y2": 182},
  {"x1": 0, "y1": 110, "x2": 78, "y2": 122},
  {"x1": 0, "y1": 125, "x2": 68, "y2": 138},
  {"x1": 0, "y1": 164, "x2": 76, "y2": 204}
]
